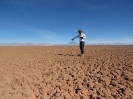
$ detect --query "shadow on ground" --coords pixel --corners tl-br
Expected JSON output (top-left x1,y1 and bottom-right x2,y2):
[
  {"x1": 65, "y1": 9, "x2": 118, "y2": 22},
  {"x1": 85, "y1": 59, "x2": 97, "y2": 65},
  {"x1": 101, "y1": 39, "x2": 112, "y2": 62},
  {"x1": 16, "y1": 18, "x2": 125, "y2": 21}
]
[{"x1": 58, "y1": 54, "x2": 78, "y2": 56}]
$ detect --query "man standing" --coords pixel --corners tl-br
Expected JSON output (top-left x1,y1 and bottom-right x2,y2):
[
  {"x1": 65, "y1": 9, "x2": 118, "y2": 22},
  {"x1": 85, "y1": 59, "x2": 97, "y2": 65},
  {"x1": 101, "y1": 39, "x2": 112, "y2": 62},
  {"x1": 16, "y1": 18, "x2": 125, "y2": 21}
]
[{"x1": 71, "y1": 29, "x2": 86, "y2": 56}]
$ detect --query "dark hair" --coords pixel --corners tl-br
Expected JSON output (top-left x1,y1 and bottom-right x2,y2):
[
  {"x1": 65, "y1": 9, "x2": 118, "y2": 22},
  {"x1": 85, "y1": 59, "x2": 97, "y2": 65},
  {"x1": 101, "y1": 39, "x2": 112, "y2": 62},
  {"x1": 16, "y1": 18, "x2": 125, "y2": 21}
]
[{"x1": 78, "y1": 29, "x2": 83, "y2": 33}]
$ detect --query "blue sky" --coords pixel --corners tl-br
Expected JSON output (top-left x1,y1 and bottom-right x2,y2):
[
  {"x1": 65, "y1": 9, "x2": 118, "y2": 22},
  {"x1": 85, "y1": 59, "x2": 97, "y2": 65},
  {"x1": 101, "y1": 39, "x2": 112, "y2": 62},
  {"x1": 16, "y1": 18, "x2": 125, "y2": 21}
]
[{"x1": 0, "y1": 0, "x2": 133, "y2": 44}]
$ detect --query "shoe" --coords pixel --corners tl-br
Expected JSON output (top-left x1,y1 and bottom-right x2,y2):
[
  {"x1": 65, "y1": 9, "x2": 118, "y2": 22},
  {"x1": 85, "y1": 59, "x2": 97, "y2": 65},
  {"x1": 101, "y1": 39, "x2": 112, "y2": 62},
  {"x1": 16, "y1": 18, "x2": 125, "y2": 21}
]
[{"x1": 80, "y1": 54, "x2": 84, "y2": 57}]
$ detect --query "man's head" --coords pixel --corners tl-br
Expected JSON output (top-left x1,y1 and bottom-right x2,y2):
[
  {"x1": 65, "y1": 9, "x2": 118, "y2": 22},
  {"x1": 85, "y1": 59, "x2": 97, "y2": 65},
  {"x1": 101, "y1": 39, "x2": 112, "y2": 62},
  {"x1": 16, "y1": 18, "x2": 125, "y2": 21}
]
[{"x1": 78, "y1": 29, "x2": 83, "y2": 34}]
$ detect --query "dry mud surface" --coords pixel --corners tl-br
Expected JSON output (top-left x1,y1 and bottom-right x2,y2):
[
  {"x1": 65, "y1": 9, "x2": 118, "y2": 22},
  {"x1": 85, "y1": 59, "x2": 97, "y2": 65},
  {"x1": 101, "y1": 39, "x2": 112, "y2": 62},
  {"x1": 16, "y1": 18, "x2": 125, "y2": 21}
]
[{"x1": 0, "y1": 45, "x2": 133, "y2": 99}]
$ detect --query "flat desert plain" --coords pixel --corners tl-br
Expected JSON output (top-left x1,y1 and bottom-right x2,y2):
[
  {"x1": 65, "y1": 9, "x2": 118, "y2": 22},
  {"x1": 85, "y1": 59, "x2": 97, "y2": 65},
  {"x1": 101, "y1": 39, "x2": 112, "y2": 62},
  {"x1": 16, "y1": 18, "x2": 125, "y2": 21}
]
[{"x1": 0, "y1": 45, "x2": 133, "y2": 99}]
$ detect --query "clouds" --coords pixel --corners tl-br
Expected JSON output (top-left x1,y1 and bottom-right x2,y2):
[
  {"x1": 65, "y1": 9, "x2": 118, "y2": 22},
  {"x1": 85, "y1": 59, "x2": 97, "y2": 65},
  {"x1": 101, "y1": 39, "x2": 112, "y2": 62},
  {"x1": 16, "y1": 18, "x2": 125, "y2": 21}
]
[
  {"x1": 0, "y1": 18, "x2": 69, "y2": 43},
  {"x1": 26, "y1": 28, "x2": 54, "y2": 35},
  {"x1": 2, "y1": 21, "x2": 50, "y2": 34},
  {"x1": 1, "y1": 21, "x2": 55, "y2": 39},
  {"x1": 26, "y1": 28, "x2": 56, "y2": 40}
]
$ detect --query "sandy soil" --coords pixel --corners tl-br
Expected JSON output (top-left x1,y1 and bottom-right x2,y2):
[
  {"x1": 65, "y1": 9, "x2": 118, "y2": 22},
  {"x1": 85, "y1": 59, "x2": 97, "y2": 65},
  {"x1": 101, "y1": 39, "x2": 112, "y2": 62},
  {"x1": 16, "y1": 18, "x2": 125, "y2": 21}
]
[{"x1": 0, "y1": 45, "x2": 133, "y2": 99}]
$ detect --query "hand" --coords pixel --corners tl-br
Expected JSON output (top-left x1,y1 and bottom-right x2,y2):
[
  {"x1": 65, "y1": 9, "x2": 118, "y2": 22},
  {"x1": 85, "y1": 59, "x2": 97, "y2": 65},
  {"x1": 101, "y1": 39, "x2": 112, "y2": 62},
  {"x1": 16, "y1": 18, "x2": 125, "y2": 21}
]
[{"x1": 71, "y1": 38, "x2": 74, "y2": 41}]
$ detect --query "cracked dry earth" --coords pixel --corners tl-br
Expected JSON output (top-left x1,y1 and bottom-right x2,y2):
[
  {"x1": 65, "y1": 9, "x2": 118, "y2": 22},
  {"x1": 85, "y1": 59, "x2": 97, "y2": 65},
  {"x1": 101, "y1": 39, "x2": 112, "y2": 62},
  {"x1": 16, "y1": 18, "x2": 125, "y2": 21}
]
[{"x1": 0, "y1": 46, "x2": 133, "y2": 99}]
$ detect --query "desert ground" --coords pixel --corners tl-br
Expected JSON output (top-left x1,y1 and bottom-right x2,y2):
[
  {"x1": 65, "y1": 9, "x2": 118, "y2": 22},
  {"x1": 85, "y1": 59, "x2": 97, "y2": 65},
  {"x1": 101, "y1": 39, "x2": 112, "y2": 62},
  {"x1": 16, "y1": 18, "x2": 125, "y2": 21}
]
[{"x1": 0, "y1": 45, "x2": 133, "y2": 99}]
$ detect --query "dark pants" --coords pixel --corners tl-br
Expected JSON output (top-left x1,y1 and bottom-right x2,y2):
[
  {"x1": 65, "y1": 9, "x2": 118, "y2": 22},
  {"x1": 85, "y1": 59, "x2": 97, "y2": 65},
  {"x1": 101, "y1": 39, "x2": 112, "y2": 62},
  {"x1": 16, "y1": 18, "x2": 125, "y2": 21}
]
[{"x1": 80, "y1": 41, "x2": 85, "y2": 54}]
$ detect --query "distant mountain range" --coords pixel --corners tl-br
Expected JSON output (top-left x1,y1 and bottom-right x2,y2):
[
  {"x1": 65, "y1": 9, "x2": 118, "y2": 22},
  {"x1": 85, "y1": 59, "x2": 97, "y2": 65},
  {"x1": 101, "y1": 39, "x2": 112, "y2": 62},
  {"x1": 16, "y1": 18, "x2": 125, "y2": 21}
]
[
  {"x1": 0, "y1": 42, "x2": 79, "y2": 46},
  {"x1": 0, "y1": 42, "x2": 53, "y2": 46},
  {"x1": 0, "y1": 42, "x2": 132, "y2": 46},
  {"x1": 67, "y1": 41, "x2": 78, "y2": 45}
]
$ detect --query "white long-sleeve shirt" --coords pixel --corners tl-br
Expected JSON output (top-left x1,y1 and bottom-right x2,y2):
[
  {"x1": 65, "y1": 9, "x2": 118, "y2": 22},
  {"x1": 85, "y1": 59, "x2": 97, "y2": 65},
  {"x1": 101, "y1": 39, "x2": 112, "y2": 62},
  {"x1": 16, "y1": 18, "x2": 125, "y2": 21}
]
[{"x1": 73, "y1": 33, "x2": 86, "y2": 42}]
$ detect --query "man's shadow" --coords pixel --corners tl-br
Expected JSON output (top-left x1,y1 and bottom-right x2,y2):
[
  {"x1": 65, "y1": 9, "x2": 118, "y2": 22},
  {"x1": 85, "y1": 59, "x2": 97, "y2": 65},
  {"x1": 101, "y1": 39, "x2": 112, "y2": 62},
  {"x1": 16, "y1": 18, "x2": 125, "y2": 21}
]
[{"x1": 58, "y1": 53, "x2": 75, "y2": 56}]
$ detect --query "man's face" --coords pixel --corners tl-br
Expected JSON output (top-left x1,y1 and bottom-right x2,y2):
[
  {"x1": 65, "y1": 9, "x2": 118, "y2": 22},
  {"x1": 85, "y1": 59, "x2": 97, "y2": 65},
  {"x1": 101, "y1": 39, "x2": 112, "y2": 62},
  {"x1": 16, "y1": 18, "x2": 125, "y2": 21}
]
[{"x1": 78, "y1": 32, "x2": 82, "y2": 34}]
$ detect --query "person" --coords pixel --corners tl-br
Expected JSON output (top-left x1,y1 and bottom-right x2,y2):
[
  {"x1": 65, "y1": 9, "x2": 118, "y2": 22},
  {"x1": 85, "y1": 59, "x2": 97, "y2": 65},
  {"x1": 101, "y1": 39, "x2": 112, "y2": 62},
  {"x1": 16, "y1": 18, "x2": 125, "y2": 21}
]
[{"x1": 71, "y1": 29, "x2": 86, "y2": 56}]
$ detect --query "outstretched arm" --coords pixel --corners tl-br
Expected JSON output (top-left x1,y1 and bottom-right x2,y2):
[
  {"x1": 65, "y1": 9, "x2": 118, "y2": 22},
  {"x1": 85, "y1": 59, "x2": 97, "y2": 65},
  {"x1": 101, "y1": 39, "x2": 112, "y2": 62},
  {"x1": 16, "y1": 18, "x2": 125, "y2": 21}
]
[{"x1": 71, "y1": 35, "x2": 79, "y2": 41}]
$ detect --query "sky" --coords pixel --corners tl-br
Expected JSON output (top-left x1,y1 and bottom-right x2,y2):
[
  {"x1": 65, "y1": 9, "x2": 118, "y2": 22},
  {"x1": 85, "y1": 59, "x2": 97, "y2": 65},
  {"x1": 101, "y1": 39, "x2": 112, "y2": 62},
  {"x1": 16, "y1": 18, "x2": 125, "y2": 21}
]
[{"x1": 0, "y1": 0, "x2": 133, "y2": 44}]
